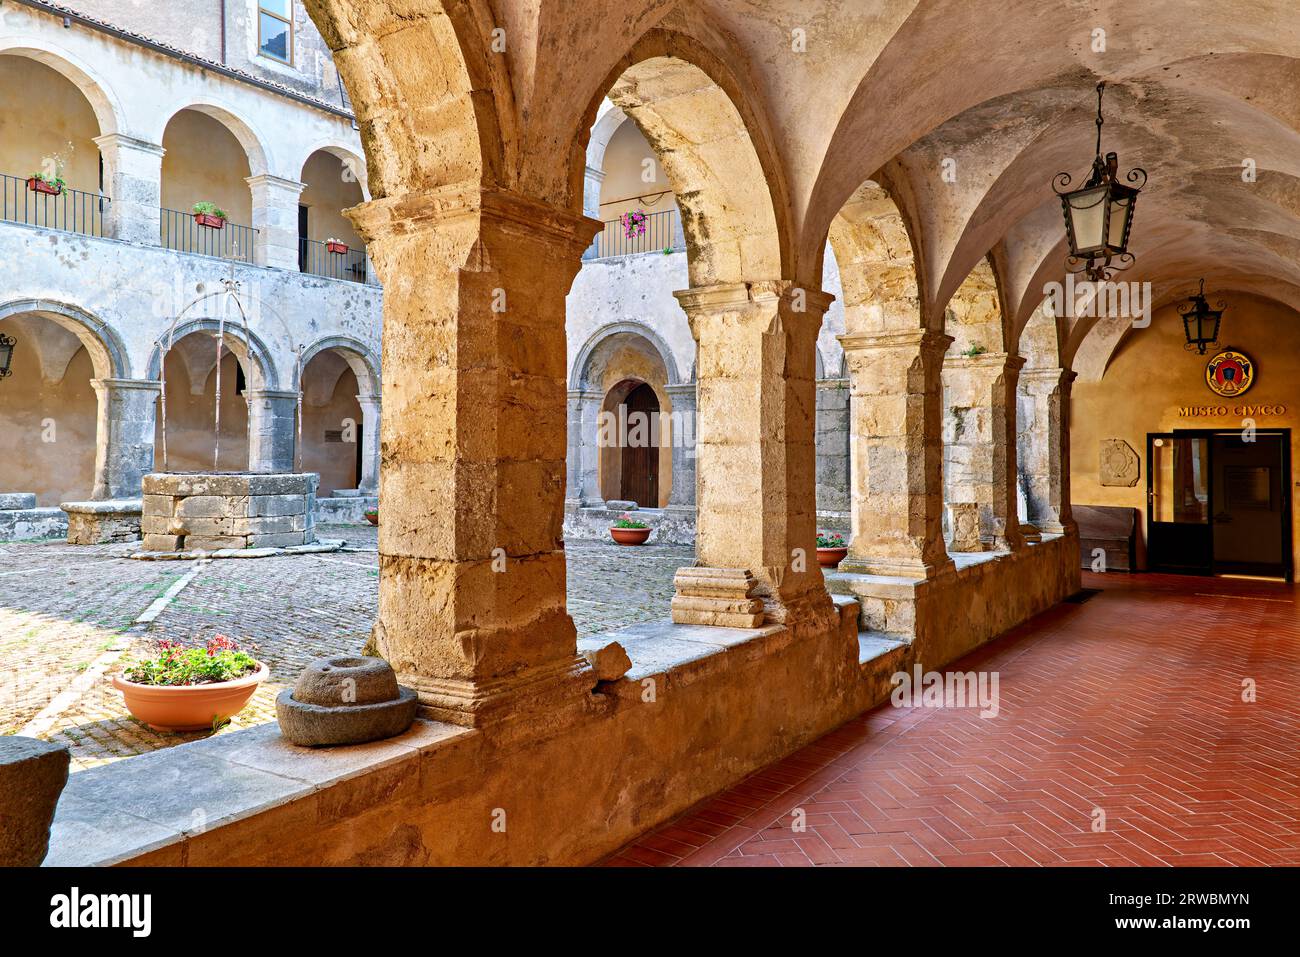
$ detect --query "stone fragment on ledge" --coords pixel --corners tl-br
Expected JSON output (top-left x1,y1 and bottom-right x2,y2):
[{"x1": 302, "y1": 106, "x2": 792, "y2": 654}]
[
  {"x1": 670, "y1": 566, "x2": 765, "y2": 628},
  {"x1": 583, "y1": 641, "x2": 632, "y2": 682},
  {"x1": 0, "y1": 737, "x2": 70, "y2": 866}
]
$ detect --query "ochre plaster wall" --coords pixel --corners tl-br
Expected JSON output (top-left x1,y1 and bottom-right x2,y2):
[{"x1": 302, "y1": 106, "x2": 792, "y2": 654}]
[
  {"x1": 161, "y1": 110, "x2": 253, "y2": 225},
  {"x1": 299, "y1": 150, "x2": 363, "y2": 248},
  {"x1": 157, "y1": 348, "x2": 251, "y2": 473},
  {"x1": 1071, "y1": 294, "x2": 1300, "y2": 573},
  {"x1": 300, "y1": 362, "x2": 361, "y2": 495},
  {"x1": 0, "y1": 56, "x2": 102, "y2": 194}
]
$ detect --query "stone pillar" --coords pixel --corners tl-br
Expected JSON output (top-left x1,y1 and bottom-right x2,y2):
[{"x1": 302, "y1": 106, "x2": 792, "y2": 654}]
[
  {"x1": 356, "y1": 393, "x2": 381, "y2": 493},
  {"x1": 94, "y1": 134, "x2": 164, "y2": 245},
  {"x1": 815, "y1": 377, "x2": 851, "y2": 529},
  {"x1": 1018, "y1": 367, "x2": 1076, "y2": 535},
  {"x1": 664, "y1": 381, "x2": 697, "y2": 512},
  {"x1": 90, "y1": 378, "x2": 160, "y2": 500},
  {"x1": 246, "y1": 174, "x2": 305, "y2": 270},
  {"x1": 581, "y1": 165, "x2": 605, "y2": 260},
  {"x1": 838, "y1": 329, "x2": 954, "y2": 579},
  {"x1": 673, "y1": 282, "x2": 834, "y2": 622},
  {"x1": 941, "y1": 353, "x2": 1025, "y2": 551},
  {"x1": 246, "y1": 389, "x2": 298, "y2": 473},
  {"x1": 349, "y1": 186, "x2": 601, "y2": 727},
  {"x1": 566, "y1": 389, "x2": 605, "y2": 508}
]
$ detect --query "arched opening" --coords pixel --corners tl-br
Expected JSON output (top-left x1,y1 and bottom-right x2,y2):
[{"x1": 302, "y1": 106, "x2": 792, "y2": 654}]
[
  {"x1": 154, "y1": 332, "x2": 252, "y2": 473},
  {"x1": 160, "y1": 108, "x2": 256, "y2": 260},
  {"x1": 299, "y1": 349, "x2": 363, "y2": 496},
  {"x1": 0, "y1": 311, "x2": 100, "y2": 505},
  {"x1": 298, "y1": 149, "x2": 367, "y2": 281},
  {"x1": 589, "y1": 113, "x2": 682, "y2": 257},
  {"x1": 0, "y1": 54, "x2": 107, "y2": 236}
]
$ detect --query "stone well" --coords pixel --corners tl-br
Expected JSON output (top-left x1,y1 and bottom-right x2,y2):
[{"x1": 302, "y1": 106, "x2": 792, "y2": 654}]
[{"x1": 140, "y1": 472, "x2": 318, "y2": 552}]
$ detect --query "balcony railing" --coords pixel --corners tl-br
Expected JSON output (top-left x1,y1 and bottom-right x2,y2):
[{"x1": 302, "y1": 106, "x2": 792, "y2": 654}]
[
  {"x1": 1, "y1": 172, "x2": 108, "y2": 237},
  {"x1": 588, "y1": 207, "x2": 684, "y2": 260},
  {"x1": 300, "y1": 238, "x2": 368, "y2": 284},
  {"x1": 160, "y1": 207, "x2": 257, "y2": 263}
]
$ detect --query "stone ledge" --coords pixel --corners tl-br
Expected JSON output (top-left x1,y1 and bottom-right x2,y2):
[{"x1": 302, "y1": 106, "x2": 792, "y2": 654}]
[
  {"x1": 128, "y1": 539, "x2": 345, "y2": 561},
  {"x1": 60, "y1": 499, "x2": 143, "y2": 545},
  {"x1": 44, "y1": 719, "x2": 469, "y2": 867}
]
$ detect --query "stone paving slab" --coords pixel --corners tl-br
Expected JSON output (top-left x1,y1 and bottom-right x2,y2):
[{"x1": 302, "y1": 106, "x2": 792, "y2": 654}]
[{"x1": 0, "y1": 529, "x2": 692, "y2": 772}]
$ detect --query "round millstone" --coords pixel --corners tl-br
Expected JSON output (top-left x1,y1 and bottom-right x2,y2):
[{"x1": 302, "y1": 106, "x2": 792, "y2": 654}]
[{"x1": 276, "y1": 656, "x2": 418, "y2": 747}]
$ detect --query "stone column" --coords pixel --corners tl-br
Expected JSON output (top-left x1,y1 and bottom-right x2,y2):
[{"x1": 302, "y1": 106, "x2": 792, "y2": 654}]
[
  {"x1": 581, "y1": 165, "x2": 605, "y2": 260},
  {"x1": 838, "y1": 329, "x2": 954, "y2": 579},
  {"x1": 673, "y1": 282, "x2": 835, "y2": 623},
  {"x1": 94, "y1": 134, "x2": 164, "y2": 245},
  {"x1": 664, "y1": 381, "x2": 697, "y2": 512},
  {"x1": 246, "y1": 174, "x2": 305, "y2": 270},
  {"x1": 90, "y1": 378, "x2": 160, "y2": 500},
  {"x1": 941, "y1": 353, "x2": 1025, "y2": 551},
  {"x1": 1018, "y1": 367, "x2": 1076, "y2": 535},
  {"x1": 565, "y1": 388, "x2": 605, "y2": 508},
  {"x1": 356, "y1": 393, "x2": 381, "y2": 493},
  {"x1": 349, "y1": 186, "x2": 601, "y2": 728},
  {"x1": 815, "y1": 377, "x2": 851, "y2": 529},
  {"x1": 246, "y1": 389, "x2": 298, "y2": 473}
]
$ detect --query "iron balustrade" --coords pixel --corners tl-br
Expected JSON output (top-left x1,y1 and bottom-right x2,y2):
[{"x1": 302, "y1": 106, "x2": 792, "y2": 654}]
[
  {"x1": 160, "y1": 207, "x2": 257, "y2": 262},
  {"x1": 1, "y1": 172, "x2": 108, "y2": 237},
  {"x1": 299, "y1": 238, "x2": 368, "y2": 283},
  {"x1": 588, "y1": 207, "x2": 684, "y2": 259}
]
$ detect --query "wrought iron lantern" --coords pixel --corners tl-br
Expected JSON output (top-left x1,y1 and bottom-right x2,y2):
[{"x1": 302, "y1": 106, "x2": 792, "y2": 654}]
[
  {"x1": 1179, "y1": 279, "x2": 1224, "y2": 355},
  {"x1": 0, "y1": 333, "x2": 14, "y2": 380},
  {"x1": 1053, "y1": 82, "x2": 1146, "y2": 281}
]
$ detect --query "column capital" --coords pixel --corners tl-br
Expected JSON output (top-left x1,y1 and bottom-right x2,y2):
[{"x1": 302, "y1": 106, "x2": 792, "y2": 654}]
[
  {"x1": 244, "y1": 388, "x2": 299, "y2": 402},
  {"x1": 91, "y1": 377, "x2": 163, "y2": 394},
  {"x1": 244, "y1": 173, "x2": 306, "y2": 195},
  {"x1": 674, "y1": 280, "x2": 835, "y2": 318},
  {"x1": 663, "y1": 382, "x2": 697, "y2": 399},
  {"x1": 568, "y1": 387, "x2": 604, "y2": 401},
  {"x1": 92, "y1": 133, "x2": 165, "y2": 158},
  {"x1": 943, "y1": 350, "x2": 1026, "y2": 373},
  {"x1": 838, "y1": 328, "x2": 953, "y2": 354},
  {"x1": 348, "y1": 184, "x2": 601, "y2": 255},
  {"x1": 356, "y1": 392, "x2": 382, "y2": 409}
]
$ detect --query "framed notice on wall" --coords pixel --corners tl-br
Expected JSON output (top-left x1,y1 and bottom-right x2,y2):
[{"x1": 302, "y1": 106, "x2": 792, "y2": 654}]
[{"x1": 1224, "y1": 466, "x2": 1273, "y2": 510}]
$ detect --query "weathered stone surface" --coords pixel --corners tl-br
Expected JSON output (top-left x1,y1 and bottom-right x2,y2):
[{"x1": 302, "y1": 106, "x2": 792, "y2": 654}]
[
  {"x1": 61, "y1": 499, "x2": 143, "y2": 545},
  {"x1": 139, "y1": 473, "x2": 318, "y2": 551},
  {"x1": 0, "y1": 493, "x2": 37, "y2": 510},
  {"x1": 0, "y1": 737, "x2": 70, "y2": 866}
]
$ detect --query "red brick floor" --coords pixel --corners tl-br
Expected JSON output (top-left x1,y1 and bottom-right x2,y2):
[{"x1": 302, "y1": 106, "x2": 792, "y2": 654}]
[{"x1": 604, "y1": 572, "x2": 1300, "y2": 866}]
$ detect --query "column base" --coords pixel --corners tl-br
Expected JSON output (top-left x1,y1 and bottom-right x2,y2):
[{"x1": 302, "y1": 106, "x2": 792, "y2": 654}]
[
  {"x1": 837, "y1": 554, "x2": 955, "y2": 580},
  {"x1": 670, "y1": 567, "x2": 765, "y2": 628}
]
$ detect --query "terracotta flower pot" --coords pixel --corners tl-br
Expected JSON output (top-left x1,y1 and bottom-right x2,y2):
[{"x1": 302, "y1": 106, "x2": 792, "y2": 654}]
[
  {"x1": 816, "y1": 546, "x2": 848, "y2": 568},
  {"x1": 610, "y1": 526, "x2": 651, "y2": 545},
  {"x1": 26, "y1": 177, "x2": 62, "y2": 196},
  {"x1": 194, "y1": 212, "x2": 226, "y2": 229},
  {"x1": 112, "y1": 662, "x2": 268, "y2": 732},
  {"x1": 364, "y1": 511, "x2": 379, "y2": 526},
  {"x1": 326, "y1": 241, "x2": 349, "y2": 255}
]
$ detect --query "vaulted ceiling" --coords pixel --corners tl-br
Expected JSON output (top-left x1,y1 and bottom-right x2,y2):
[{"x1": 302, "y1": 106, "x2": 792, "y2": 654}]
[{"x1": 308, "y1": 0, "x2": 1300, "y2": 370}]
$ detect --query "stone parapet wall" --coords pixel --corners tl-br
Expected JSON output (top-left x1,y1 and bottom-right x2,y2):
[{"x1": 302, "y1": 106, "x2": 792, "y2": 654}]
[
  {"x1": 563, "y1": 505, "x2": 696, "y2": 545},
  {"x1": 0, "y1": 493, "x2": 67, "y2": 541},
  {"x1": 140, "y1": 472, "x2": 318, "y2": 552}
]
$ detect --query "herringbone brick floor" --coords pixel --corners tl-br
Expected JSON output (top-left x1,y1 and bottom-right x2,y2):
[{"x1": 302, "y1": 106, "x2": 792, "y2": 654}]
[{"x1": 605, "y1": 572, "x2": 1300, "y2": 866}]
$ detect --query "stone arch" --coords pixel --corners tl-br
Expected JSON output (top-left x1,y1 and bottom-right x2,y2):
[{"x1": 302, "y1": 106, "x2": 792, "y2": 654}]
[
  {"x1": 155, "y1": 102, "x2": 273, "y2": 178},
  {"x1": 582, "y1": 31, "x2": 787, "y2": 287},
  {"x1": 828, "y1": 177, "x2": 928, "y2": 336},
  {"x1": 944, "y1": 257, "x2": 1007, "y2": 356},
  {"x1": 146, "y1": 318, "x2": 280, "y2": 391},
  {"x1": 571, "y1": 321, "x2": 682, "y2": 391},
  {"x1": 297, "y1": 141, "x2": 371, "y2": 201},
  {"x1": 298, "y1": 335, "x2": 380, "y2": 397},
  {"x1": 305, "y1": 1, "x2": 506, "y2": 201},
  {"x1": 0, "y1": 299, "x2": 128, "y2": 380},
  {"x1": 0, "y1": 42, "x2": 123, "y2": 138}
]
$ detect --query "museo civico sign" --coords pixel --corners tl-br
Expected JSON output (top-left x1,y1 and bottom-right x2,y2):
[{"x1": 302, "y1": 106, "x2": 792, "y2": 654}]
[{"x1": 1178, "y1": 348, "x2": 1285, "y2": 417}]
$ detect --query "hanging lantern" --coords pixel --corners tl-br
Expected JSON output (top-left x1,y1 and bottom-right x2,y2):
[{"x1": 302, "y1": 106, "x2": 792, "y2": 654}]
[
  {"x1": 1053, "y1": 82, "x2": 1146, "y2": 281},
  {"x1": 0, "y1": 333, "x2": 15, "y2": 380},
  {"x1": 1180, "y1": 279, "x2": 1224, "y2": 355}
]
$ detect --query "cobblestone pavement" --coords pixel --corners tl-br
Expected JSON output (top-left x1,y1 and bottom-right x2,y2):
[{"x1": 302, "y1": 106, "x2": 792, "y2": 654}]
[{"x1": 0, "y1": 529, "x2": 689, "y2": 771}]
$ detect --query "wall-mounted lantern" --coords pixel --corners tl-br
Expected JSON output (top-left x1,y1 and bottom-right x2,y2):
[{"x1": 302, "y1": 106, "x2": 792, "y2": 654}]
[{"x1": 1053, "y1": 82, "x2": 1146, "y2": 281}]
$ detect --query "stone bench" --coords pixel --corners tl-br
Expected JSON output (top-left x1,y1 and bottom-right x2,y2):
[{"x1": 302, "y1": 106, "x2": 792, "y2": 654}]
[
  {"x1": 60, "y1": 499, "x2": 143, "y2": 545},
  {"x1": 0, "y1": 493, "x2": 67, "y2": 541}
]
